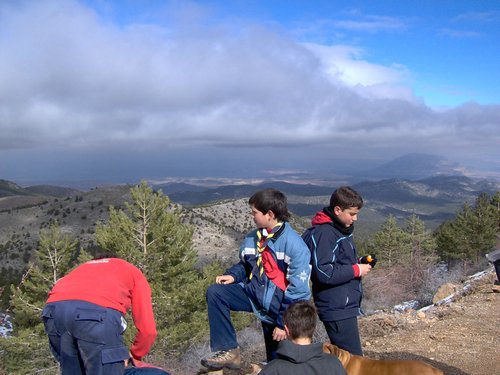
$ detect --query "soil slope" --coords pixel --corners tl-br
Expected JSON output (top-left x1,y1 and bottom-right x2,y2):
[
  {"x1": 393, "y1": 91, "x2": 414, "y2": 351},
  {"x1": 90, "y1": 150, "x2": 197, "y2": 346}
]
[{"x1": 361, "y1": 277, "x2": 499, "y2": 375}]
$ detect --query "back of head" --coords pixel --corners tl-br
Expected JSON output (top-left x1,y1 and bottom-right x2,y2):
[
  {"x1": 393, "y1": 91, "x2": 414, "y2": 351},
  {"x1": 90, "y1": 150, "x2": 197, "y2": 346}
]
[
  {"x1": 284, "y1": 300, "x2": 317, "y2": 340},
  {"x1": 330, "y1": 186, "x2": 363, "y2": 210},
  {"x1": 249, "y1": 188, "x2": 290, "y2": 222}
]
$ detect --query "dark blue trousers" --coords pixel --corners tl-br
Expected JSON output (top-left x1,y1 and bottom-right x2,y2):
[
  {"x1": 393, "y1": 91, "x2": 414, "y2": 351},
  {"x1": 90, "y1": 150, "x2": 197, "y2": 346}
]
[
  {"x1": 206, "y1": 283, "x2": 279, "y2": 362},
  {"x1": 323, "y1": 316, "x2": 363, "y2": 355},
  {"x1": 42, "y1": 300, "x2": 129, "y2": 375}
]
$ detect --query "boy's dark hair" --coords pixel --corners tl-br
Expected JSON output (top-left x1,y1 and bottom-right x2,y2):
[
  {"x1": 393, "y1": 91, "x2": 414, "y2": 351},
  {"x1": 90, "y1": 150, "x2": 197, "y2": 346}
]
[
  {"x1": 330, "y1": 186, "x2": 363, "y2": 210},
  {"x1": 283, "y1": 300, "x2": 317, "y2": 340},
  {"x1": 249, "y1": 189, "x2": 290, "y2": 222}
]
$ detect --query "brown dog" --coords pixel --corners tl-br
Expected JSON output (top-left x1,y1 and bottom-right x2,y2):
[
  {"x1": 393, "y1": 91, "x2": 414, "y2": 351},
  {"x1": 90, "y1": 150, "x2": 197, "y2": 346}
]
[{"x1": 323, "y1": 343, "x2": 444, "y2": 375}]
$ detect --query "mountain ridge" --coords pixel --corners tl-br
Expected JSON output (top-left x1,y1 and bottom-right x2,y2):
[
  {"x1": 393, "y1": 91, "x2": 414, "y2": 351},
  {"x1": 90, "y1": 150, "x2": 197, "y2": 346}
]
[{"x1": 362, "y1": 153, "x2": 466, "y2": 180}]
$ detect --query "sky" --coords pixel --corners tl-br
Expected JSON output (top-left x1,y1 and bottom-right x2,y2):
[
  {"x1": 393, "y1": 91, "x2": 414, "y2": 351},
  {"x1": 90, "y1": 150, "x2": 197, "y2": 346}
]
[{"x1": 0, "y1": 0, "x2": 499, "y2": 186}]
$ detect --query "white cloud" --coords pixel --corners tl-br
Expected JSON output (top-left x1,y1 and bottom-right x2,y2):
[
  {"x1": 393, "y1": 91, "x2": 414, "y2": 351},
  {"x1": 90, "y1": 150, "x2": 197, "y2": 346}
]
[
  {"x1": 303, "y1": 43, "x2": 415, "y2": 102},
  {"x1": 332, "y1": 14, "x2": 407, "y2": 32},
  {"x1": 438, "y1": 28, "x2": 481, "y2": 38},
  {"x1": 0, "y1": 0, "x2": 498, "y2": 179}
]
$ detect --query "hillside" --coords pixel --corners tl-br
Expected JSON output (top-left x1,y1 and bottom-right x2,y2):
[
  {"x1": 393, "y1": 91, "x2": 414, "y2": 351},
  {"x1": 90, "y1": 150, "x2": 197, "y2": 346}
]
[
  {"x1": 0, "y1": 185, "x2": 260, "y2": 284},
  {"x1": 0, "y1": 185, "x2": 133, "y2": 279},
  {"x1": 24, "y1": 185, "x2": 80, "y2": 197},
  {"x1": 181, "y1": 198, "x2": 253, "y2": 266},
  {"x1": 359, "y1": 270, "x2": 499, "y2": 375},
  {"x1": 0, "y1": 177, "x2": 498, "y2": 289},
  {"x1": 0, "y1": 180, "x2": 33, "y2": 197},
  {"x1": 182, "y1": 198, "x2": 309, "y2": 266}
]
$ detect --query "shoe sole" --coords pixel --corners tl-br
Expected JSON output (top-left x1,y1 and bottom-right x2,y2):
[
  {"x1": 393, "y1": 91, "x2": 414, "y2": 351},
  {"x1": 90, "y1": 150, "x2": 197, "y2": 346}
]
[{"x1": 200, "y1": 360, "x2": 242, "y2": 370}]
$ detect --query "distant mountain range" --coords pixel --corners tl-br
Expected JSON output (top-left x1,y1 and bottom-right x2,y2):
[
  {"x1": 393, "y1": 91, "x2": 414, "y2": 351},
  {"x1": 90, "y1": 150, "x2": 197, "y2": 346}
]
[
  {"x1": 7, "y1": 152, "x2": 494, "y2": 193},
  {"x1": 156, "y1": 181, "x2": 334, "y2": 205},
  {"x1": 156, "y1": 175, "x2": 498, "y2": 211},
  {"x1": 360, "y1": 153, "x2": 466, "y2": 180},
  {"x1": 0, "y1": 179, "x2": 80, "y2": 198},
  {"x1": 0, "y1": 170, "x2": 499, "y2": 295},
  {"x1": 149, "y1": 153, "x2": 488, "y2": 194}
]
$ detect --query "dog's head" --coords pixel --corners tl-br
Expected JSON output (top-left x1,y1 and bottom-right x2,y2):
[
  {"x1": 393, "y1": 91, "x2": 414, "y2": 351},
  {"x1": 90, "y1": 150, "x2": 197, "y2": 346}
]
[{"x1": 323, "y1": 343, "x2": 352, "y2": 367}]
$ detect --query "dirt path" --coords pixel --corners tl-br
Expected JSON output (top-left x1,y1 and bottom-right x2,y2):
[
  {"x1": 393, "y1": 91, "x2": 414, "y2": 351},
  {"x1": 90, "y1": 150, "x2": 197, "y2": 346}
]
[{"x1": 361, "y1": 282, "x2": 500, "y2": 375}]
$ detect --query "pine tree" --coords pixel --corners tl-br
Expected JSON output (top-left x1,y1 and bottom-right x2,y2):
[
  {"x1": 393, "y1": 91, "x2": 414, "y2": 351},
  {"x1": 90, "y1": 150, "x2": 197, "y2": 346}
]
[
  {"x1": 0, "y1": 224, "x2": 85, "y2": 375},
  {"x1": 491, "y1": 191, "x2": 500, "y2": 231},
  {"x1": 403, "y1": 214, "x2": 438, "y2": 291},
  {"x1": 9, "y1": 224, "x2": 78, "y2": 328},
  {"x1": 435, "y1": 202, "x2": 475, "y2": 263},
  {"x1": 405, "y1": 214, "x2": 437, "y2": 261},
  {"x1": 95, "y1": 181, "x2": 211, "y2": 352},
  {"x1": 435, "y1": 193, "x2": 498, "y2": 264},
  {"x1": 470, "y1": 192, "x2": 498, "y2": 262},
  {"x1": 372, "y1": 215, "x2": 411, "y2": 266}
]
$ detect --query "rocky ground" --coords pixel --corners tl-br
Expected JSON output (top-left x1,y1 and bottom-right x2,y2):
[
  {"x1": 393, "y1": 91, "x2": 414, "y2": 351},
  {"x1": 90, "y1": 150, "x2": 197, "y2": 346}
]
[
  {"x1": 360, "y1": 276, "x2": 499, "y2": 375},
  {"x1": 191, "y1": 269, "x2": 499, "y2": 375}
]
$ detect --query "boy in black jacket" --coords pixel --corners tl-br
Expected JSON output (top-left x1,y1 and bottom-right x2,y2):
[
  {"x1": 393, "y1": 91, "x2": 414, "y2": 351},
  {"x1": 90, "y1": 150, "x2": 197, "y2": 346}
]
[
  {"x1": 302, "y1": 186, "x2": 374, "y2": 355},
  {"x1": 260, "y1": 300, "x2": 346, "y2": 375}
]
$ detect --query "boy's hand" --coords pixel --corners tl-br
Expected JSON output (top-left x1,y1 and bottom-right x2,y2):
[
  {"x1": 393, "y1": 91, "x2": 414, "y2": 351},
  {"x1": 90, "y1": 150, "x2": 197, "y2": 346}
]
[
  {"x1": 124, "y1": 351, "x2": 132, "y2": 367},
  {"x1": 215, "y1": 275, "x2": 235, "y2": 284},
  {"x1": 359, "y1": 255, "x2": 378, "y2": 268},
  {"x1": 272, "y1": 327, "x2": 287, "y2": 341},
  {"x1": 358, "y1": 263, "x2": 372, "y2": 277}
]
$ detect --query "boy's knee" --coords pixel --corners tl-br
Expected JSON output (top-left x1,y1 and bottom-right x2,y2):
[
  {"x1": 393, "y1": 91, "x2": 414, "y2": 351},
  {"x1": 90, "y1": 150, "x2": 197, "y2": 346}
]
[{"x1": 206, "y1": 284, "x2": 223, "y2": 303}]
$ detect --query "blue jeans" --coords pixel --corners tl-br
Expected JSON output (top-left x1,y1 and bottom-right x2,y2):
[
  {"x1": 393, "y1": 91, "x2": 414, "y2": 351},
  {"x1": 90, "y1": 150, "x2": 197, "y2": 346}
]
[
  {"x1": 206, "y1": 283, "x2": 279, "y2": 361},
  {"x1": 323, "y1": 316, "x2": 363, "y2": 355},
  {"x1": 42, "y1": 300, "x2": 129, "y2": 375}
]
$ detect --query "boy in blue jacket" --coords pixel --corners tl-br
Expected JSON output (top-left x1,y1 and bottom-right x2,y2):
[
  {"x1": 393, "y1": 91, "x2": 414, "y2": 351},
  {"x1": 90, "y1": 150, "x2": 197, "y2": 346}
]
[
  {"x1": 302, "y1": 186, "x2": 374, "y2": 356},
  {"x1": 201, "y1": 189, "x2": 311, "y2": 370}
]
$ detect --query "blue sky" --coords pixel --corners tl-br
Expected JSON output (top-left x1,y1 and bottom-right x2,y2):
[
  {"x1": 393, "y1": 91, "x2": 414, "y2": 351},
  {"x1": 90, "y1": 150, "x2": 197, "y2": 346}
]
[{"x1": 0, "y1": 0, "x2": 499, "y2": 185}]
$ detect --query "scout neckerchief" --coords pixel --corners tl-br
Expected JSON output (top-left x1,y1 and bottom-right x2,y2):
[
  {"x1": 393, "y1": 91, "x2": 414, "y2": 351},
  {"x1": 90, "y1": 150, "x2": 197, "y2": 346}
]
[{"x1": 250, "y1": 222, "x2": 283, "y2": 280}]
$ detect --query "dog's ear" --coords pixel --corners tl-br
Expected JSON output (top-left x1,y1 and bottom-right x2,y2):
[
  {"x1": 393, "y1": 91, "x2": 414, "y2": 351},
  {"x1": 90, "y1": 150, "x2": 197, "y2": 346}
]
[
  {"x1": 322, "y1": 343, "x2": 336, "y2": 355},
  {"x1": 336, "y1": 347, "x2": 351, "y2": 367},
  {"x1": 323, "y1": 343, "x2": 350, "y2": 367}
]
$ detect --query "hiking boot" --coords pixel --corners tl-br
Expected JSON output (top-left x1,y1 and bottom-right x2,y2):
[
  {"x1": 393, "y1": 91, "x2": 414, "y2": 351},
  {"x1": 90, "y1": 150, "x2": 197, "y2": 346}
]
[{"x1": 201, "y1": 348, "x2": 241, "y2": 369}]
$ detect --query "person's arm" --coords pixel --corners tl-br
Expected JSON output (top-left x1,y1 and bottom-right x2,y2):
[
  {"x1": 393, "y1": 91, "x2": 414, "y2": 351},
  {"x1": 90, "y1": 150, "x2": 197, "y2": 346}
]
[
  {"x1": 310, "y1": 227, "x2": 356, "y2": 286},
  {"x1": 225, "y1": 235, "x2": 255, "y2": 283},
  {"x1": 276, "y1": 233, "x2": 312, "y2": 328},
  {"x1": 130, "y1": 272, "x2": 157, "y2": 360},
  {"x1": 225, "y1": 261, "x2": 247, "y2": 283}
]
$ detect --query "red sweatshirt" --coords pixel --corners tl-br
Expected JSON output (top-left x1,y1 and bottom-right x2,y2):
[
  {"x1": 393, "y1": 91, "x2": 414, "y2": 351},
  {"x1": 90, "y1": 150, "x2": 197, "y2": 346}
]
[{"x1": 47, "y1": 258, "x2": 157, "y2": 359}]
